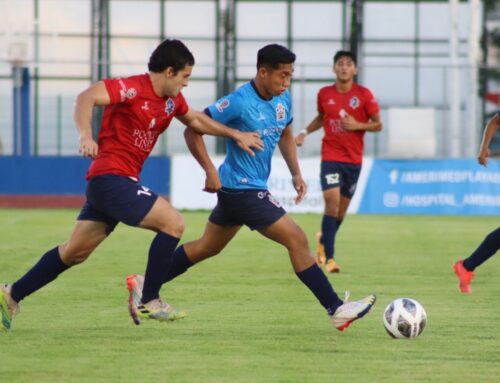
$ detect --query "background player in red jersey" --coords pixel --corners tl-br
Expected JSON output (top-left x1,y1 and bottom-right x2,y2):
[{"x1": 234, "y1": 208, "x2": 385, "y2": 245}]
[
  {"x1": 0, "y1": 39, "x2": 263, "y2": 332},
  {"x1": 453, "y1": 110, "x2": 500, "y2": 293},
  {"x1": 295, "y1": 51, "x2": 382, "y2": 273}
]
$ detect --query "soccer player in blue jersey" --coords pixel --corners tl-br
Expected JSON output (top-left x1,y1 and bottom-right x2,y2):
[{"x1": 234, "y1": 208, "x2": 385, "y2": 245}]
[
  {"x1": 453, "y1": 110, "x2": 500, "y2": 293},
  {"x1": 127, "y1": 44, "x2": 376, "y2": 331}
]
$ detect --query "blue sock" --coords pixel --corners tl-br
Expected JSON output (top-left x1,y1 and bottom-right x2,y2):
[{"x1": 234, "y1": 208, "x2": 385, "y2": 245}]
[
  {"x1": 141, "y1": 232, "x2": 180, "y2": 303},
  {"x1": 463, "y1": 227, "x2": 500, "y2": 271},
  {"x1": 296, "y1": 264, "x2": 342, "y2": 315},
  {"x1": 11, "y1": 247, "x2": 69, "y2": 303},
  {"x1": 321, "y1": 215, "x2": 338, "y2": 260},
  {"x1": 163, "y1": 245, "x2": 193, "y2": 283}
]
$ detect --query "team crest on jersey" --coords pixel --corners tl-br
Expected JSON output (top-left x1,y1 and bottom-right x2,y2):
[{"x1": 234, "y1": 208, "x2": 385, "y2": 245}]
[
  {"x1": 165, "y1": 98, "x2": 175, "y2": 115},
  {"x1": 215, "y1": 99, "x2": 230, "y2": 113},
  {"x1": 349, "y1": 96, "x2": 360, "y2": 109},
  {"x1": 119, "y1": 88, "x2": 137, "y2": 102},
  {"x1": 276, "y1": 103, "x2": 286, "y2": 121}
]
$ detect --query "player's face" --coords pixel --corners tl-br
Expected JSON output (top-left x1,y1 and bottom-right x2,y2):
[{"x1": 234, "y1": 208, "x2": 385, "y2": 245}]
[
  {"x1": 333, "y1": 56, "x2": 357, "y2": 83},
  {"x1": 261, "y1": 63, "x2": 294, "y2": 97},
  {"x1": 164, "y1": 65, "x2": 193, "y2": 97}
]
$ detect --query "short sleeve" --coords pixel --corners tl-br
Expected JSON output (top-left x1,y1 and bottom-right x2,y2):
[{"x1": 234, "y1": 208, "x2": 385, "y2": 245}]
[
  {"x1": 174, "y1": 92, "x2": 189, "y2": 117},
  {"x1": 206, "y1": 92, "x2": 243, "y2": 124},
  {"x1": 363, "y1": 88, "x2": 380, "y2": 117},
  {"x1": 317, "y1": 89, "x2": 324, "y2": 115},
  {"x1": 103, "y1": 77, "x2": 141, "y2": 105}
]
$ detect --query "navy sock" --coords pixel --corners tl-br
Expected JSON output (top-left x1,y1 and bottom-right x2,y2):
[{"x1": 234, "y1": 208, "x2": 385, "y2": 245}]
[
  {"x1": 463, "y1": 227, "x2": 500, "y2": 271},
  {"x1": 321, "y1": 215, "x2": 338, "y2": 260},
  {"x1": 336, "y1": 218, "x2": 343, "y2": 230},
  {"x1": 296, "y1": 264, "x2": 342, "y2": 315},
  {"x1": 163, "y1": 245, "x2": 193, "y2": 283},
  {"x1": 11, "y1": 247, "x2": 69, "y2": 303},
  {"x1": 141, "y1": 232, "x2": 180, "y2": 303}
]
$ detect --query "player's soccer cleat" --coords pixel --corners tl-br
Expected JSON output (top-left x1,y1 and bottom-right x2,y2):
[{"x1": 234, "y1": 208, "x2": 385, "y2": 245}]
[
  {"x1": 0, "y1": 284, "x2": 19, "y2": 332},
  {"x1": 315, "y1": 232, "x2": 326, "y2": 266},
  {"x1": 126, "y1": 274, "x2": 186, "y2": 324},
  {"x1": 126, "y1": 274, "x2": 144, "y2": 325},
  {"x1": 453, "y1": 260, "x2": 474, "y2": 294},
  {"x1": 325, "y1": 259, "x2": 341, "y2": 273},
  {"x1": 330, "y1": 291, "x2": 376, "y2": 331},
  {"x1": 136, "y1": 298, "x2": 187, "y2": 322}
]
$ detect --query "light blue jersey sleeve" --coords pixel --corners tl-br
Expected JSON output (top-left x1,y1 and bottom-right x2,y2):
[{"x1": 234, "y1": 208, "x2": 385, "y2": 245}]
[{"x1": 206, "y1": 92, "x2": 244, "y2": 125}]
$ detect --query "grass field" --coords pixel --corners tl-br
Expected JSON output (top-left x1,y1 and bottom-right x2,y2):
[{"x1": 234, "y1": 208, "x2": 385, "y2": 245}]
[{"x1": 0, "y1": 209, "x2": 499, "y2": 382}]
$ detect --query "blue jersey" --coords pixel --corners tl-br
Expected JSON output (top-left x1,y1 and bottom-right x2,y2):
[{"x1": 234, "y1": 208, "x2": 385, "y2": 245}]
[{"x1": 206, "y1": 81, "x2": 293, "y2": 189}]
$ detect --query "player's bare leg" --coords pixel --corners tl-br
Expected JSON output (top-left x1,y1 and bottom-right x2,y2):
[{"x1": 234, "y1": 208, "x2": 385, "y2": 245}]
[
  {"x1": 127, "y1": 197, "x2": 186, "y2": 324},
  {"x1": 1, "y1": 220, "x2": 108, "y2": 332},
  {"x1": 258, "y1": 214, "x2": 375, "y2": 331}
]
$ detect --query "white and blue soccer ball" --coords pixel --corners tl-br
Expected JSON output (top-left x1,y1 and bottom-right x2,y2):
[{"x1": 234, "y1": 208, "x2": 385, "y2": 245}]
[{"x1": 383, "y1": 298, "x2": 427, "y2": 339}]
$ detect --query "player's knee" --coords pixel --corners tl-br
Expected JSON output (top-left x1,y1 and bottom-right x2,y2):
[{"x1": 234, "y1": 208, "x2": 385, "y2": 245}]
[
  {"x1": 169, "y1": 212, "x2": 185, "y2": 237},
  {"x1": 287, "y1": 229, "x2": 309, "y2": 252},
  {"x1": 59, "y1": 242, "x2": 93, "y2": 266}
]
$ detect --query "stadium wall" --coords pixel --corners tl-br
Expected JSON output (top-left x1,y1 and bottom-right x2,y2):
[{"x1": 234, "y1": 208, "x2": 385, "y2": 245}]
[
  {"x1": 0, "y1": 157, "x2": 170, "y2": 208},
  {"x1": 171, "y1": 155, "x2": 500, "y2": 216}
]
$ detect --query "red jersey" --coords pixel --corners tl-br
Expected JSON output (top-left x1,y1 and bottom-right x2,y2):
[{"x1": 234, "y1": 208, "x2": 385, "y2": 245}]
[
  {"x1": 317, "y1": 83, "x2": 379, "y2": 164},
  {"x1": 86, "y1": 74, "x2": 189, "y2": 180}
]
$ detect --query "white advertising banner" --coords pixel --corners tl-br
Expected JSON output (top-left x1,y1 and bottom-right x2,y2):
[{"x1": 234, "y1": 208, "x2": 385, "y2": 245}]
[{"x1": 171, "y1": 154, "x2": 373, "y2": 214}]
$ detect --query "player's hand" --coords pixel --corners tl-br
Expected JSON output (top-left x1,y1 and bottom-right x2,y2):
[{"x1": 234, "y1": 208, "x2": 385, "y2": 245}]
[
  {"x1": 79, "y1": 135, "x2": 98, "y2": 158},
  {"x1": 477, "y1": 148, "x2": 490, "y2": 167},
  {"x1": 295, "y1": 133, "x2": 306, "y2": 147},
  {"x1": 203, "y1": 167, "x2": 221, "y2": 193},
  {"x1": 341, "y1": 114, "x2": 359, "y2": 131},
  {"x1": 292, "y1": 174, "x2": 307, "y2": 205},
  {"x1": 234, "y1": 131, "x2": 264, "y2": 156}
]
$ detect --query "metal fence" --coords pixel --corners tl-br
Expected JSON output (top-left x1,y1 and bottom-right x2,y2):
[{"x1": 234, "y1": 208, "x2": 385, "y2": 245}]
[{"x1": 0, "y1": 0, "x2": 498, "y2": 158}]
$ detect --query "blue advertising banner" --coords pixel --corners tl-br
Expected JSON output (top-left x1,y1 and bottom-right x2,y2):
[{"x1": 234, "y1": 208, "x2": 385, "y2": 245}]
[{"x1": 359, "y1": 159, "x2": 500, "y2": 215}]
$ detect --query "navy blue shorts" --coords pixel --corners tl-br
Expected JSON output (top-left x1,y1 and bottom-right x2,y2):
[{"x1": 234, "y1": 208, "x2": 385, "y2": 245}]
[
  {"x1": 320, "y1": 161, "x2": 361, "y2": 198},
  {"x1": 209, "y1": 188, "x2": 286, "y2": 230},
  {"x1": 77, "y1": 175, "x2": 158, "y2": 234}
]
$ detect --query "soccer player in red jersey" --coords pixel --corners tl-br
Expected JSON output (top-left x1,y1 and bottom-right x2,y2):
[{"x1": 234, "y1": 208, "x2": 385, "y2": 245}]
[
  {"x1": 453, "y1": 111, "x2": 500, "y2": 293},
  {"x1": 295, "y1": 51, "x2": 382, "y2": 273},
  {"x1": 0, "y1": 39, "x2": 263, "y2": 332}
]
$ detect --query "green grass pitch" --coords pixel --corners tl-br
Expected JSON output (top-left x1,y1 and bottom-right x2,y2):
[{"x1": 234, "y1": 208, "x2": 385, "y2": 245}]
[{"x1": 0, "y1": 209, "x2": 499, "y2": 382}]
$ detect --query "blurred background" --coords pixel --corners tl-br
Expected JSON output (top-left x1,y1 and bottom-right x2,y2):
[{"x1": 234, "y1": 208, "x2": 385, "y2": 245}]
[
  {"x1": 1, "y1": 0, "x2": 499, "y2": 158},
  {"x1": 0, "y1": 0, "x2": 499, "y2": 213}
]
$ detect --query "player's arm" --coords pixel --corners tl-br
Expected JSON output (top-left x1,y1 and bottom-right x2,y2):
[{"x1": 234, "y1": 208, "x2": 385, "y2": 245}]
[
  {"x1": 478, "y1": 112, "x2": 500, "y2": 167},
  {"x1": 183, "y1": 127, "x2": 221, "y2": 193},
  {"x1": 279, "y1": 124, "x2": 307, "y2": 204},
  {"x1": 341, "y1": 112, "x2": 383, "y2": 132},
  {"x1": 177, "y1": 109, "x2": 263, "y2": 157},
  {"x1": 74, "y1": 81, "x2": 111, "y2": 158},
  {"x1": 295, "y1": 113, "x2": 324, "y2": 146}
]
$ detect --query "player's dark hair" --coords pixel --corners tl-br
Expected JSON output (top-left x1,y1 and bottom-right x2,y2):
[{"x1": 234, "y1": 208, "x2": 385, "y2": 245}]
[
  {"x1": 334, "y1": 50, "x2": 357, "y2": 66},
  {"x1": 257, "y1": 44, "x2": 296, "y2": 71},
  {"x1": 148, "y1": 39, "x2": 195, "y2": 74}
]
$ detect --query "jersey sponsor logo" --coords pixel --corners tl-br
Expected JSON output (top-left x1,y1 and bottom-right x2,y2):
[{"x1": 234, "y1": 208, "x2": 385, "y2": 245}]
[
  {"x1": 349, "y1": 96, "x2": 360, "y2": 109},
  {"x1": 165, "y1": 98, "x2": 175, "y2": 115},
  {"x1": 119, "y1": 88, "x2": 137, "y2": 102},
  {"x1": 262, "y1": 126, "x2": 282, "y2": 137},
  {"x1": 133, "y1": 129, "x2": 159, "y2": 152},
  {"x1": 215, "y1": 98, "x2": 230, "y2": 113},
  {"x1": 328, "y1": 119, "x2": 346, "y2": 133},
  {"x1": 276, "y1": 103, "x2": 286, "y2": 121}
]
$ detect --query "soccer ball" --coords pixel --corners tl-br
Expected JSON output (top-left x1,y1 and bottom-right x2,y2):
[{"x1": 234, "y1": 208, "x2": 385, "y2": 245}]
[{"x1": 383, "y1": 298, "x2": 427, "y2": 339}]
